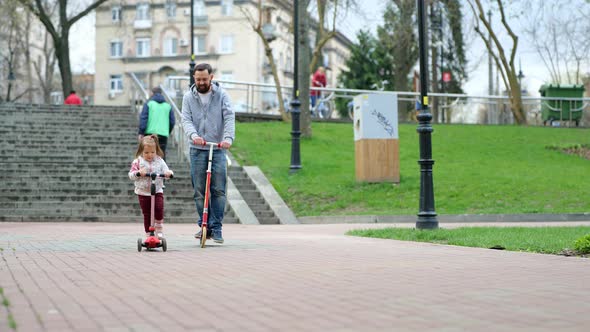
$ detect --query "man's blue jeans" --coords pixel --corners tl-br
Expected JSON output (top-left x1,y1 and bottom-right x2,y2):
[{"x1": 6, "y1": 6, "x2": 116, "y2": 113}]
[{"x1": 189, "y1": 147, "x2": 227, "y2": 231}]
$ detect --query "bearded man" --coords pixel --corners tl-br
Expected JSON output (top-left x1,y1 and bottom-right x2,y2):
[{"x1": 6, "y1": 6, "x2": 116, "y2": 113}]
[{"x1": 181, "y1": 63, "x2": 235, "y2": 244}]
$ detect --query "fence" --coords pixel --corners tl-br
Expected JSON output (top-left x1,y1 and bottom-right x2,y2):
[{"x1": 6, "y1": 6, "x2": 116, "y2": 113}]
[{"x1": 160, "y1": 75, "x2": 590, "y2": 127}]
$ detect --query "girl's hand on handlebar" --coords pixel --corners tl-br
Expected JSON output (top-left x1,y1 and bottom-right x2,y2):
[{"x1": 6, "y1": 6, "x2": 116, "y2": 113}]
[
  {"x1": 139, "y1": 168, "x2": 147, "y2": 176},
  {"x1": 165, "y1": 171, "x2": 174, "y2": 178}
]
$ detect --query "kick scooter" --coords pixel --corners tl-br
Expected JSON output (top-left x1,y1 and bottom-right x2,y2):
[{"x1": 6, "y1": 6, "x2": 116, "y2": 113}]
[
  {"x1": 136, "y1": 172, "x2": 172, "y2": 252},
  {"x1": 198, "y1": 141, "x2": 222, "y2": 248}
]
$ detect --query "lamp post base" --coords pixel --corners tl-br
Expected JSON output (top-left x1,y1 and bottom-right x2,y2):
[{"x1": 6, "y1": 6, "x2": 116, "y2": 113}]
[{"x1": 416, "y1": 212, "x2": 438, "y2": 229}]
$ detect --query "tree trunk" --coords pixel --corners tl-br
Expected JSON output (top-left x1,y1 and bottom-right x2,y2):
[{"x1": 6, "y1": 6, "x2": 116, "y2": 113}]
[
  {"x1": 508, "y1": 76, "x2": 525, "y2": 124},
  {"x1": 265, "y1": 47, "x2": 289, "y2": 121},
  {"x1": 430, "y1": 43, "x2": 439, "y2": 123},
  {"x1": 55, "y1": 35, "x2": 72, "y2": 98},
  {"x1": 299, "y1": 0, "x2": 312, "y2": 137}
]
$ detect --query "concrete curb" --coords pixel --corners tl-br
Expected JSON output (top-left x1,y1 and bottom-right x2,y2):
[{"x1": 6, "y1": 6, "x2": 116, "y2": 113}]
[
  {"x1": 243, "y1": 166, "x2": 299, "y2": 224},
  {"x1": 298, "y1": 213, "x2": 590, "y2": 224}
]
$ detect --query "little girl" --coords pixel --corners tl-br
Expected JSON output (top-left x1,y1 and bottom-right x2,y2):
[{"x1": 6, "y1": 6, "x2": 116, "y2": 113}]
[{"x1": 128, "y1": 135, "x2": 173, "y2": 238}]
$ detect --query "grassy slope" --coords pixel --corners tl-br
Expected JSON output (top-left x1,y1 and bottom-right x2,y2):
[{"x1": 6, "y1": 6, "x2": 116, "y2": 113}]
[{"x1": 231, "y1": 122, "x2": 590, "y2": 217}]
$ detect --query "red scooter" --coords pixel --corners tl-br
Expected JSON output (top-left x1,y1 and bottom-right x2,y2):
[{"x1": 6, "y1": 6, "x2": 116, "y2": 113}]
[
  {"x1": 136, "y1": 172, "x2": 172, "y2": 252},
  {"x1": 198, "y1": 141, "x2": 222, "y2": 248}
]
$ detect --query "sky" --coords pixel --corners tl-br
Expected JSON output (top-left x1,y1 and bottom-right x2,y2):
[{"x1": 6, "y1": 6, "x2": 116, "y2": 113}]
[{"x1": 69, "y1": 0, "x2": 579, "y2": 98}]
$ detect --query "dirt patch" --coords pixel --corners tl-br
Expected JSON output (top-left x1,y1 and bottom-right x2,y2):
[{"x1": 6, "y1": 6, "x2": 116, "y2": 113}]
[
  {"x1": 561, "y1": 145, "x2": 590, "y2": 160},
  {"x1": 547, "y1": 144, "x2": 590, "y2": 160}
]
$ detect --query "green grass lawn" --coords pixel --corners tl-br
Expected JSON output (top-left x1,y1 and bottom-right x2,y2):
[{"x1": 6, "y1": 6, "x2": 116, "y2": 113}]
[
  {"x1": 347, "y1": 226, "x2": 590, "y2": 255},
  {"x1": 231, "y1": 121, "x2": 590, "y2": 217}
]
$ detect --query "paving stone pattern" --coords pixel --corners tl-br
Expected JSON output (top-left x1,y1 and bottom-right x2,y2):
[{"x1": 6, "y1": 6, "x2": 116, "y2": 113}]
[{"x1": 1, "y1": 222, "x2": 590, "y2": 332}]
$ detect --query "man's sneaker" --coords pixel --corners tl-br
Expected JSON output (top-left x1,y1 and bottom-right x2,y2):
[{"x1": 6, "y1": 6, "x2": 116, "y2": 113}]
[
  {"x1": 212, "y1": 230, "x2": 224, "y2": 244},
  {"x1": 194, "y1": 229, "x2": 212, "y2": 239}
]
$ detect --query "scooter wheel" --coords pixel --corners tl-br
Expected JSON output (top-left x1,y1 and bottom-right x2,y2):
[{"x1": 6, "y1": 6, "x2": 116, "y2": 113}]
[
  {"x1": 161, "y1": 238, "x2": 167, "y2": 252},
  {"x1": 137, "y1": 238, "x2": 142, "y2": 252},
  {"x1": 200, "y1": 226, "x2": 207, "y2": 248}
]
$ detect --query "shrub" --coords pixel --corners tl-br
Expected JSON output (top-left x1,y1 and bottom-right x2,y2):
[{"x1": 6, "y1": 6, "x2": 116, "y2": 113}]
[{"x1": 573, "y1": 233, "x2": 590, "y2": 255}]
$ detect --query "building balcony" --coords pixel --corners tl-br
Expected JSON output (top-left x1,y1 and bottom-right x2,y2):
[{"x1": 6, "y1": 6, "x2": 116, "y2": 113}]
[
  {"x1": 134, "y1": 19, "x2": 152, "y2": 30},
  {"x1": 193, "y1": 15, "x2": 208, "y2": 27}
]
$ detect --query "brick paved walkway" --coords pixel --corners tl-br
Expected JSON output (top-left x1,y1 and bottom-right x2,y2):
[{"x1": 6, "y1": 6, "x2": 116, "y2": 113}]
[{"x1": 1, "y1": 222, "x2": 589, "y2": 332}]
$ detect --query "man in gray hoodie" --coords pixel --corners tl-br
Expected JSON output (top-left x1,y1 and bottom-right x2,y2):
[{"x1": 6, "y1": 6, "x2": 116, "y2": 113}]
[{"x1": 181, "y1": 63, "x2": 235, "y2": 243}]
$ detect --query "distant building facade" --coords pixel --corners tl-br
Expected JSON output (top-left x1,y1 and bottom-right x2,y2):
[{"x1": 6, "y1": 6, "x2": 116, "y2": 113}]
[{"x1": 94, "y1": 0, "x2": 351, "y2": 111}]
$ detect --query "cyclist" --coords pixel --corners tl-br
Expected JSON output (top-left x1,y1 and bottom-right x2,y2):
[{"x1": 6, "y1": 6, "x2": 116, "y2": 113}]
[{"x1": 310, "y1": 66, "x2": 327, "y2": 108}]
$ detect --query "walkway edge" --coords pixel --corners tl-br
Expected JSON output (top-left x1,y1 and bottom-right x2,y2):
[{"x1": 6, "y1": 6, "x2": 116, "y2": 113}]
[{"x1": 298, "y1": 213, "x2": 590, "y2": 224}]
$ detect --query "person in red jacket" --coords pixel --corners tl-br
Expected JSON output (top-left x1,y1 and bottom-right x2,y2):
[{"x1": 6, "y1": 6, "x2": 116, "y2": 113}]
[
  {"x1": 310, "y1": 66, "x2": 327, "y2": 107},
  {"x1": 64, "y1": 90, "x2": 82, "y2": 105}
]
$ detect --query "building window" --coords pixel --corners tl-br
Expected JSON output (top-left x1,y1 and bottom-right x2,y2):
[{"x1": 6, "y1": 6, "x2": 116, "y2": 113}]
[
  {"x1": 163, "y1": 38, "x2": 178, "y2": 56},
  {"x1": 286, "y1": 49, "x2": 292, "y2": 72},
  {"x1": 194, "y1": 0, "x2": 205, "y2": 16},
  {"x1": 323, "y1": 53, "x2": 330, "y2": 67},
  {"x1": 109, "y1": 75, "x2": 123, "y2": 92},
  {"x1": 136, "y1": 3, "x2": 150, "y2": 20},
  {"x1": 194, "y1": 35, "x2": 207, "y2": 54},
  {"x1": 134, "y1": 73, "x2": 148, "y2": 89},
  {"x1": 110, "y1": 41, "x2": 123, "y2": 58},
  {"x1": 219, "y1": 70, "x2": 234, "y2": 88},
  {"x1": 166, "y1": 1, "x2": 176, "y2": 18},
  {"x1": 221, "y1": 0, "x2": 233, "y2": 16},
  {"x1": 111, "y1": 6, "x2": 121, "y2": 22},
  {"x1": 136, "y1": 38, "x2": 151, "y2": 57},
  {"x1": 219, "y1": 35, "x2": 234, "y2": 54}
]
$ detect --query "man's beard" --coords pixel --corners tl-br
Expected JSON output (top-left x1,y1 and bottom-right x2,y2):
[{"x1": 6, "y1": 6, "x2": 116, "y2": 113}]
[{"x1": 196, "y1": 83, "x2": 210, "y2": 93}]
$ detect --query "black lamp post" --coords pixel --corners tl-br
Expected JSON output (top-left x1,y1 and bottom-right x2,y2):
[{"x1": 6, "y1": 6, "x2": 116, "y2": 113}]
[
  {"x1": 416, "y1": 0, "x2": 438, "y2": 230},
  {"x1": 289, "y1": 0, "x2": 302, "y2": 172},
  {"x1": 189, "y1": 0, "x2": 195, "y2": 86}
]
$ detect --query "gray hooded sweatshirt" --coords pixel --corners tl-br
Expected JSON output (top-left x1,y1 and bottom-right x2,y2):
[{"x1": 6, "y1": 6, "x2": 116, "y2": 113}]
[{"x1": 181, "y1": 82, "x2": 235, "y2": 150}]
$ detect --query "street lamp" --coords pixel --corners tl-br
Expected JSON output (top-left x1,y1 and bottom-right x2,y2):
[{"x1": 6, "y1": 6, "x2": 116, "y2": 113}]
[
  {"x1": 189, "y1": 0, "x2": 195, "y2": 86},
  {"x1": 289, "y1": 0, "x2": 302, "y2": 172},
  {"x1": 416, "y1": 0, "x2": 438, "y2": 230}
]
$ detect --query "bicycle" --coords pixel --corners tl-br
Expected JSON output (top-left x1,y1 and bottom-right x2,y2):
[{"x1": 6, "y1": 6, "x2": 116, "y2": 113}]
[
  {"x1": 311, "y1": 91, "x2": 335, "y2": 119},
  {"x1": 283, "y1": 92, "x2": 335, "y2": 120}
]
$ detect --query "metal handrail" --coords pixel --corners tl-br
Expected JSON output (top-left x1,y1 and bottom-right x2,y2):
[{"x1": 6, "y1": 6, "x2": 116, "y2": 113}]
[{"x1": 159, "y1": 84, "x2": 188, "y2": 162}]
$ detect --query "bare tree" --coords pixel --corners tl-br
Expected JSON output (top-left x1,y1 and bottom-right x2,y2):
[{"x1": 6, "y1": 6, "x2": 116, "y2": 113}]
[
  {"x1": 17, "y1": 0, "x2": 108, "y2": 98},
  {"x1": 240, "y1": 1, "x2": 290, "y2": 121},
  {"x1": 466, "y1": 0, "x2": 526, "y2": 124},
  {"x1": 523, "y1": 1, "x2": 590, "y2": 84},
  {"x1": 0, "y1": 0, "x2": 34, "y2": 102}
]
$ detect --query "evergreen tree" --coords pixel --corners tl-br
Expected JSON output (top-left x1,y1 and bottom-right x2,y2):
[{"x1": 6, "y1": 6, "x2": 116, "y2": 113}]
[{"x1": 336, "y1": 30, "x2": 383, "y2": 117}]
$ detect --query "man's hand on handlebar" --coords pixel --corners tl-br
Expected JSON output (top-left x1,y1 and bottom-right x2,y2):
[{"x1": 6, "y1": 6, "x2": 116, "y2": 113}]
[{"x1": 220, "y1": 140, "x2": 232, "y2": 149}]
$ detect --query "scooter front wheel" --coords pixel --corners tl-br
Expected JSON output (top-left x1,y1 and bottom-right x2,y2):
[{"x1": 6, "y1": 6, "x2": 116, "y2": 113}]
[
  {"x1": 161, "y1": 238, "x2": 167, "y2": 252},
  {"x1": 200, "y1": 225, "x2": 207, "y2": 248},
  {"x1": 137, "y1": 238, "x2": 142, "y2": 252}
]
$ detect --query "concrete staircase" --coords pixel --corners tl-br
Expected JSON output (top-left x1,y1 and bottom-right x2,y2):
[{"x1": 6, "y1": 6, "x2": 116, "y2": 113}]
[
  {"x1": 0, "y1": 103, "x2": 239, "y2": 223},
  {"x1": 228, "y1": 165, "x2": 280, "y2": 224}
]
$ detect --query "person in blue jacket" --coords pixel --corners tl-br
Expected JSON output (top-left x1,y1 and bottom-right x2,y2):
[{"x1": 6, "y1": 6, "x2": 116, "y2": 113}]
[{"x1": 138, "y1": 87, "x2": 175, "y2": 160}]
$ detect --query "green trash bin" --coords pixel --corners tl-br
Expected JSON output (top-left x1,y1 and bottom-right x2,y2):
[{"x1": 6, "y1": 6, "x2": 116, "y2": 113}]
[{"x1": 539, "y1": 84, "x2": 585, "y2": 126}]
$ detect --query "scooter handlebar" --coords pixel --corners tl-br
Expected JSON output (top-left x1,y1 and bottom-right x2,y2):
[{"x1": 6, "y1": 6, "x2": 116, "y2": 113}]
[
  {"x1": 201, "y1": 140, "x2": 222, "y2": 148},
  {"x1": 135, "y1": 172, "x2": 173, "y2": 179}
]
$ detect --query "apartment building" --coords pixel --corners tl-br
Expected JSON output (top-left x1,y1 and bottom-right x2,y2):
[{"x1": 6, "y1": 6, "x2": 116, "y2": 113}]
[{"x1": 94, "y1": 0, "x2": 351, "y2": 111}]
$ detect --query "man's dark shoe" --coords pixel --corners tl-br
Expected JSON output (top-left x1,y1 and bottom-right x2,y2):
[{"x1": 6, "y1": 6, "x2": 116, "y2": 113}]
[{"x1": 212, "y1": 230, "x2": 224, "y2": 244}]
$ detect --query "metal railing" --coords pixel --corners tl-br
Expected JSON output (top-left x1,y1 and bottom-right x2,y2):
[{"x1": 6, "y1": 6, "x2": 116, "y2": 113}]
[
  {"x1": 128, "y1": 72, "x2": 189, "y2": 164},
  {"x1": 154, "y1": 75, "x2": 590, "y2": 127}
]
